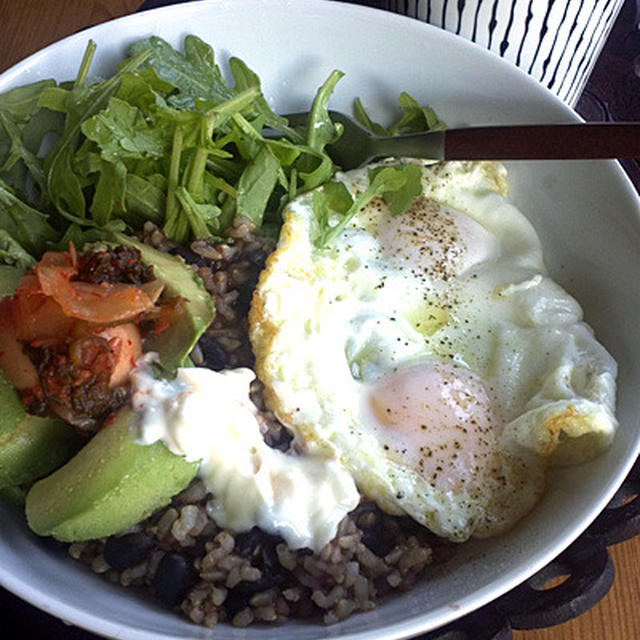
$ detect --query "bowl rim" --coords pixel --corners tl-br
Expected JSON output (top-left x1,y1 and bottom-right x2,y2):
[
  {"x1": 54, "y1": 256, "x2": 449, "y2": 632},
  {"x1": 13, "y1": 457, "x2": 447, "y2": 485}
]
[{"x1": 1, "y1": 1, "x2": 639, "y2": 639}]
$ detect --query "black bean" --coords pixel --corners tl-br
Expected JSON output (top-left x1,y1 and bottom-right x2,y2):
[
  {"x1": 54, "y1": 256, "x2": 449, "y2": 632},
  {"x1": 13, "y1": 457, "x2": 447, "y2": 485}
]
[
  {"x1": 260, "y1": 535, "x2": 285, "y2": 578},
  {"x1": 261, "y1": 423, "x2": 294, "y2": 451},
  {"x1": 397, "y1": 514, "x2": 431, "y2": 536},
  {"x1": 229, "y1": 572, "x2": 283, "y2": 599},
  {"x1": 233, "y1": 528, "x2": 290, "y2": 593},
  {"x1": 234, "y1": 281, "x2": 256, "y2": 315},
  {"x1": 169, "y1": 245, "x2": 209, "y2": 267},
  {"x1": 235, "y1": 527, "x2": 264, "y2": 558},
  {"x1": 235, "y1": 528, "x2": 284, "y2": 572},
  {"x1": 245, "y1": 249, "x2": 268, "y2": 269},
  {"x1": 103, "y1": 532, "x2": 154, "y2": 571},
  {"x1": 223, "y1": 590, "x2": 249, "y2": 618},
  {"x1": 153, "y1": 552, "x2": 197, "y2": 607},
  {"x1": 359, "y1": 508, "x2": 397, "y2": 557},
  {"x1": 197, "y1": 334, "x2": 229, "y2": 371},
  {"x1": 189, "y1": 537, "x2": 209, "y2": 559},
  {"x1": 374, "y1": 575, "x2": 392, "y2": 596},
  {"x1": 226, "y1": 558, "x2": 287, "y2": 611}
]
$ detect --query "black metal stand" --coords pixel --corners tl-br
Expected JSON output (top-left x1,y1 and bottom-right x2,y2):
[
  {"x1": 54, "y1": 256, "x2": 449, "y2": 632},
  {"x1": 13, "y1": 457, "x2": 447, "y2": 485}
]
[{"x1": 418, "y1": 456, "x2": 640, "y2": 639}]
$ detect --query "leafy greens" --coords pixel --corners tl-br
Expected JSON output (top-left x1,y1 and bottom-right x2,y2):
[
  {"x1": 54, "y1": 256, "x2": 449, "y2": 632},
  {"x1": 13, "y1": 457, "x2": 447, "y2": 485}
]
[
  {"x1": 0, "y1": 34, "x2": 443, "y2": 259},
  {"x1": 312, "y1": 163, "x2": 424, "y2": 248}
]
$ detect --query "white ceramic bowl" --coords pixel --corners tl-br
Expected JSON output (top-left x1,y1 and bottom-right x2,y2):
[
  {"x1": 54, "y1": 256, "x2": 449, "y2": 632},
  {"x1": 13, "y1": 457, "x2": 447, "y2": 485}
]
[{"x1": 1, "y1": 1, "x2": 639, "y2": 639}]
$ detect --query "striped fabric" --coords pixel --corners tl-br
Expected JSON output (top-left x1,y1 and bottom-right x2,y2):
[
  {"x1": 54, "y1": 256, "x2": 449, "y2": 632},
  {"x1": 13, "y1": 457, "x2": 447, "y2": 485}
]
[{"x1": 384, "y1": 0, "x2": 625, "y2": 105}]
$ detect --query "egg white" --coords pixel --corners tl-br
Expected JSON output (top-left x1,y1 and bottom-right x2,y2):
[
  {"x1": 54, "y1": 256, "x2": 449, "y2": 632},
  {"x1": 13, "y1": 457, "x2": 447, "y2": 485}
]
[{"x1": 249, "y1": 160, "x2": 618, "y2": 542}]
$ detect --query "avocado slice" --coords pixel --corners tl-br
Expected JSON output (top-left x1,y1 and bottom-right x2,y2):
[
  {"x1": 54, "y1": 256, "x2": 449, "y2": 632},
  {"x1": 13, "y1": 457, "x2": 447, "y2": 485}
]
[
  {"x1": 25, "y1": 407, "x2": 200, "y2": 541},
  {"x1": 0, "y1": 369, "x2": 78, "y2": 491},
  {"x1": 112, "y1": 231, "x2": 215, "y2": 371},
  {"x1": 0, "y1": 415, "x2": 78, "y2": 490},
  {"x1": 22, "y1": 237, "x2": 214, "y2": 540}
]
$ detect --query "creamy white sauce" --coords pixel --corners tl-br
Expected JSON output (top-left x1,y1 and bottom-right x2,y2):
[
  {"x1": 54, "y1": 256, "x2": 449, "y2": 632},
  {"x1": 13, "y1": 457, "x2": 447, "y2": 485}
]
[{"x1": 130, "y1": 356, "x2": 359, "y2": 552}]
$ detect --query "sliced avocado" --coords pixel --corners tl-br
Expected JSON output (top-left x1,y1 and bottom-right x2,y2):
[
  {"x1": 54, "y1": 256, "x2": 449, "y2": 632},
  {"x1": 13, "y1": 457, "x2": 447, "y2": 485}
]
[
  {"x1": 19, "y1": 236, "x2": 213, "y2": 541},
  {"x1": 0, "y1": 415, "x2": 78, "y2": 490},
  {"x1": 0, "y1": 369, "x2": 78, "y2": 490},
  {"x1": 0, "y1": 367, "x2": 25, "y2": 438},
  {"x1": 25, "y1": 407, "x2": 199, "y2": 541},
  {"x1": 112, "y1": 231, "x2": 215, "y2": 371}
]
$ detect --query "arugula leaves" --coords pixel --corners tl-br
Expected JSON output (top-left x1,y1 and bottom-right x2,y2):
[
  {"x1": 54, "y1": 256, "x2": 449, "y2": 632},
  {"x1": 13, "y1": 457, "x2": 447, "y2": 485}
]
[
  {"x1": 312, "y1": 163, "x2": 423, "y2": 248},
  {"x1": 236, "y1": 145, "x2": 280, "y2": 226},
  {"x1": 42, "y1": 43, "x2": 153, "y2": 226},
  {"x1": 310, "y1": 90, "x2": 446, "y2": 248},
  {"x1": 0, "y1": 34, "x2": 443, "y2": 257},
  {"x1": 368, "y1": 163, "x2": 423, "y2": 216},
  {"x1": 129, "y1": 35, "x2": 233, "y2": 109},
  {"x1": 0, "y1": 36, "x2": 345, "y2": 248},
  {"x1": 354, "y1": 91, "x2": 446, "y2": 136},
  {"x1": 0, "y1": 79, "x2": 63, "y2": 206},
  {"x1": 0, "y1": 180, "x2": 59, "y2": 256},
  {"x1": 0, "y1": 229, "x2": 35, "y2": 270}
]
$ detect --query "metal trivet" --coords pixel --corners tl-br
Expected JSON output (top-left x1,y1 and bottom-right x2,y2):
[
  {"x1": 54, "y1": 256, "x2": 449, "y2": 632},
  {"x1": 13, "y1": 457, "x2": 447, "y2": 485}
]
[{"x1": 417, "y1": 455, "x2": 640, "y2": 639}]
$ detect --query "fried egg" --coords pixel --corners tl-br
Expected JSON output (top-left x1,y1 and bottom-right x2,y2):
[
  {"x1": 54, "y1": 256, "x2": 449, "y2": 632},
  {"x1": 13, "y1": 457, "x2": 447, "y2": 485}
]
[{"x1": 249, "y1": 160, "x2": 618, "y2": 542}]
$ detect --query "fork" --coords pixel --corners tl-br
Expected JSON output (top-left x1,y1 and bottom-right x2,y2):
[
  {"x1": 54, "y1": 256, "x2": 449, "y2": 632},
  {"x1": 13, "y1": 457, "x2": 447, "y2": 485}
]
[{"x1": 281, "y1": 111, "x2": 640, "y2": 171}]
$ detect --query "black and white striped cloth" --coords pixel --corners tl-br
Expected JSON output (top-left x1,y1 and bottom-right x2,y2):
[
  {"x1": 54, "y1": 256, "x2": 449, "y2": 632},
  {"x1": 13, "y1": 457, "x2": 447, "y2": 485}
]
[{"x1": 383, "y1": 0, "x2": 625, "y2": 105}]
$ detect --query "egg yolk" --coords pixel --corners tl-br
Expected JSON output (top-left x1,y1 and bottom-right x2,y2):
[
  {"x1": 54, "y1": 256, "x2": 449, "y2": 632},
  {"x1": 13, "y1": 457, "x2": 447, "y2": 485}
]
[{"x1": 368, "y1": 361, "x2": 504, "y2": 496}]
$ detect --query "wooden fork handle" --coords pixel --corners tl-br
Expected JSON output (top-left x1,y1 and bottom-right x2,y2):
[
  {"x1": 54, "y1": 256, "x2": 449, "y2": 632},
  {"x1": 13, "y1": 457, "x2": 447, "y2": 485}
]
[{"x1": 444, "y1": 123, "x2": 640, "y2": 160}]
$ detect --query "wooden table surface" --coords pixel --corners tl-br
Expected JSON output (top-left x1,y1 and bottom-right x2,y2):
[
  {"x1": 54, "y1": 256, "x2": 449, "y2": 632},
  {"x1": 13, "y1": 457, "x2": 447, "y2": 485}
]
[{"x1": 1, "y1": 1, "x2": 639, "y2": 639}]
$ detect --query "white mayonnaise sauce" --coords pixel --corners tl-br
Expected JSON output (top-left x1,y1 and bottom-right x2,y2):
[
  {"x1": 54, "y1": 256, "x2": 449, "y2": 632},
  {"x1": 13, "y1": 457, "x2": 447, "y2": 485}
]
[{"x1": 130, "y1": 356, "x2": 359, "y2": 552}]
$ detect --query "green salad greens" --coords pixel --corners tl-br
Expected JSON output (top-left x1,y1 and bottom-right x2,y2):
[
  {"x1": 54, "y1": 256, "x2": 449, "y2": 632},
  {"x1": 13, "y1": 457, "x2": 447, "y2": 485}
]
[{"x1": 0, "y1": 35, "x2": 443, "y2": 262}]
